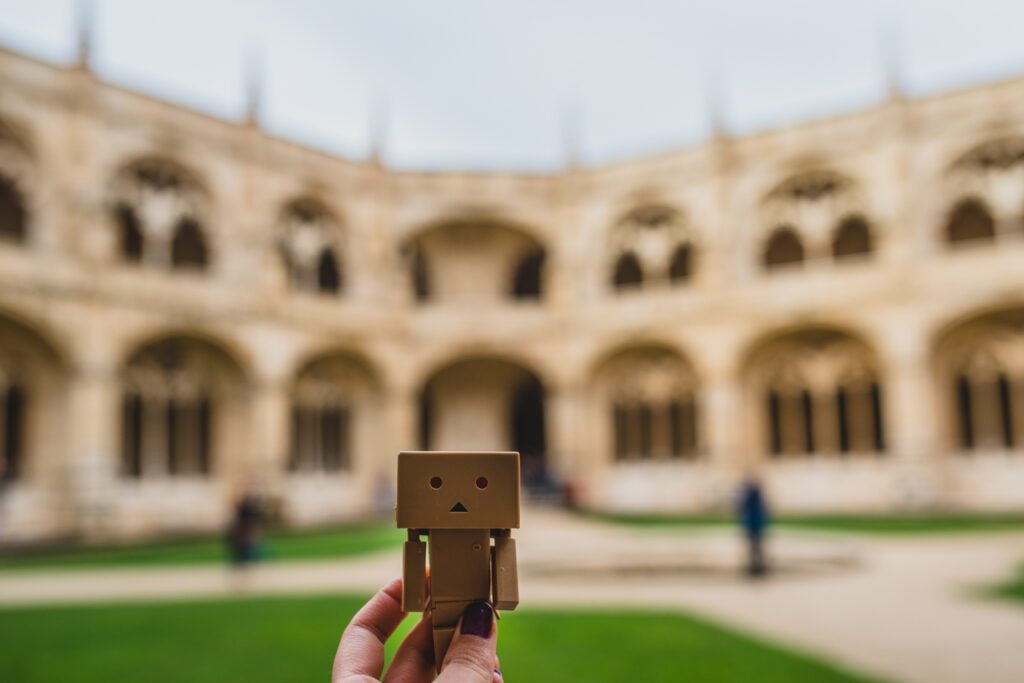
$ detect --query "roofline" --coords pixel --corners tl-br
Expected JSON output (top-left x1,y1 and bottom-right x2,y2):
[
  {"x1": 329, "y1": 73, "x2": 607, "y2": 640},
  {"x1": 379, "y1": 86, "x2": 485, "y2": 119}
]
[{"x1": 3, "y1": 42, "x2": 1024, "y2": 178}]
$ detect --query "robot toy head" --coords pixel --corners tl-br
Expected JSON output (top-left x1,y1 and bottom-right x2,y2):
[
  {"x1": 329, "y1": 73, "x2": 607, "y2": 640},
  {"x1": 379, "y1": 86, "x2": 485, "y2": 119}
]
[{"x1": 396, "y1": 451, "x2": 520, "y2": 530}]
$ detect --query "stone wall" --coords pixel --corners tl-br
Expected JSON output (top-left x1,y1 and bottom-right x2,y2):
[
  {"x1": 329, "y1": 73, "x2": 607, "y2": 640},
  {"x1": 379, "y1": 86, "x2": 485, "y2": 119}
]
[{"x1": 1, "y1": 47, "x2": 1023, "y2": 540}]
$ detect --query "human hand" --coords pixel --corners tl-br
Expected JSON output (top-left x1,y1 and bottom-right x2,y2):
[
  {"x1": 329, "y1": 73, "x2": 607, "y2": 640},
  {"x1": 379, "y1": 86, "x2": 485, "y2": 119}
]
[{"x1": 332, "y1": 577, "x2": 502, "y2": 683}]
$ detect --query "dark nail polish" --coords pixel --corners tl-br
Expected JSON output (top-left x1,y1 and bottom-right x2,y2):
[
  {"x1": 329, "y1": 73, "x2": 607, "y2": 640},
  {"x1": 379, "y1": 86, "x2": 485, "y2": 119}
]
[{"x1": 460, "y1": 601, "x2": 493, "y2": 638}]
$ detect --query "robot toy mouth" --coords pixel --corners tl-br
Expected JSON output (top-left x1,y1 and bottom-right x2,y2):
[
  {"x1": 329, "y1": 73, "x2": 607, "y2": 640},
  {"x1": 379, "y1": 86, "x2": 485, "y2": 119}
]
[{"x1": 449, "y1": 502, "x2": 469, "y2": 513}]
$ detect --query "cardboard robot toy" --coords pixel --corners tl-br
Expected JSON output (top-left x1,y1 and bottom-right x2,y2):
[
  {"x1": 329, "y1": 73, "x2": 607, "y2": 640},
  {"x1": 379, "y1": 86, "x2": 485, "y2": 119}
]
[{"x1": 396, "y1": 451, "x2": 520, "y2": 671}]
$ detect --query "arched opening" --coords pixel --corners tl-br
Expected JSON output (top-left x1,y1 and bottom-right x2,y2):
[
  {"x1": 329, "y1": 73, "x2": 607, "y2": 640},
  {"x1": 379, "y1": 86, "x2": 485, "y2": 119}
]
[
  {"x1": 945, "y1": 198, "x2": 995, "y2": 245},
  {"x1": 745, "y1": 328, "x2": 885, "y2": 458},
  {"x1": 832, "y1": 215, "x2": 873, "y2": 260},
  {"x1": 510, "y1": 248, "x2": 545, "y2": 300},
  {"x1": 317, "y1": 248, "x2": 342, "y2": 295},
  {"x1": 610, "y1": 204, "x2": 692, "y2": 290},
  {"x1": 170, "y1": 218, "x2": 208, "y2": 270},
  {"x1": 0, "y1": 175, "x2": 27, "y2": 243},
  {"x1": 668, "y1": 243, "x2": 692, "y2": 284},
  {"x1": 763, "y1": 227, "x2": 805, "y2": 270},
  {"x1": 289, "y1": 354, "x2": 378, "y2": 474},
  {"x1": 937, "y1": 308, "x2": 1024, "y2": 453},
  {"x1": 410, "y1": 244, "x2": 431, "y2": 303},
  {"x1": 404, "y1": 220, "x2": 546, "y2": 305},
  {"x1": 512, "y1": 374, "x2": 547, "y2": 487},
  {"x1": 110, "y1": 158, "x2": 208, "y2": 270},
  {"x1": 418, "y1": 356, "x2": 548, "y2": 487},
  {"x1": 115, "y1": 204, "x2": 144, "y2": 262},
  {"x1": 612, "y1": 252, "x2": 644, "y2": 290},
  {"x1": 0, "y1": 314, "x2": 65, "y2": 486},
  {"x1": 593, "y1": 345, "x2": 700, "y2": 462},
  {"x1": 121, "y1": 336, "x2": 245, "y2": 479},
  {"x1": 278, "y1": 198, "x2": 346, "y2": 297}
]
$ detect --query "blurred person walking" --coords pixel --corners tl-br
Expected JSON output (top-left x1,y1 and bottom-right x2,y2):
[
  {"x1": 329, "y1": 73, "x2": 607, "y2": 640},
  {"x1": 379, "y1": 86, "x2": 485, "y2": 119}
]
[
  {"x1": 737, "y1": 477, "x2": 770, "y2": 578},
  {"x1": 226, "y1": 490, "x2": 266, "y2": 567}
]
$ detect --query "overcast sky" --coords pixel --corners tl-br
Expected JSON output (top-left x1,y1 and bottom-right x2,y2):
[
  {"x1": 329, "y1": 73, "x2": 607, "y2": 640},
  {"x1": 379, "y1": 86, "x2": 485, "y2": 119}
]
[{"x1": 1, "y1": 0, "x2": 1024, "y2": 171}]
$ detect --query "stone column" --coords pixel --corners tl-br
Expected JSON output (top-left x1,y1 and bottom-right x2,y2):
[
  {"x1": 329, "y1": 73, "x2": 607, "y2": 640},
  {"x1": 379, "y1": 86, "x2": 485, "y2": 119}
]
[
  {"x1": 704, "y1": 365, "x2": 744, "y2": 470},
  {"x1": 546, "y1": 380, "x2": 584, "y2": 482},
  {"x1": 383, "y1": 385, "x2": 419, "y2": 463},
  {"x1": 65, "y1": 356, "x2": 121, "y2": 539},
  {"x1": 887, "y1": 342, "x2": 937, "y2": 461},
  {"x1": 884, "y1": 334, "x2": 941, "y2": 506},
  {"x1": 251, "y1": 377, "x2": 290, "y2": 487},
  {"x1": 698, "y1": 353, "x2": 747, "y2": 509}
]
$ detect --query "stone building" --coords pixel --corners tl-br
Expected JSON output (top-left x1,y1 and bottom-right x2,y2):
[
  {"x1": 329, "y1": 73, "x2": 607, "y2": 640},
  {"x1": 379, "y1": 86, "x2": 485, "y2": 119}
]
[{"x1": 1, "y1": 43, "x2": 1024, "y2": 542}]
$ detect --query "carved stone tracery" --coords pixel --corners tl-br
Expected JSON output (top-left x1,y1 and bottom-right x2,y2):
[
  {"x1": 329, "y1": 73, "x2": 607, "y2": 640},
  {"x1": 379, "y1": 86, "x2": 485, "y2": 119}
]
[
  {"x1": 945, "y1": 139, "x2": 1024, "y2": 238},
  {"x1": 761, "y1": 170, "x2": 872, "y2": 267},
  {"x1": 751, "y1": 330, "x2": 884, "y2": 456},
  {"x1": 277, "y1": 198, "x2": 345, "y2": 296},
  {"x1": 598, "y1": 347, "x2": 700, "y2": 461},
  {"x1": 609, "y1": 204, "x2": 693, "y2": 290},
  {"x1": 110, "y1": 159, "x2": 208, "y2": 268},
  {"x1": 939, "y1": 310, "x2": 1024, "y2": 451},
  {"x1": 121, "y1": 338, "x2": 234, "y2": 479}
]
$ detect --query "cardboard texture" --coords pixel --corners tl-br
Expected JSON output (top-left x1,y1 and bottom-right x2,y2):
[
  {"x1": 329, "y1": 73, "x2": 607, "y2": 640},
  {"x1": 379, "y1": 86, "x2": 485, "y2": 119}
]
[
  {"x1": 401, "y1": 538, "x2": 427, "y2": 612},
  {"x1": 396, "y1": 451, "x2": 521, "y2": 672},
  {"x1": 492, "y1": 536, "x2": 519, "y2": 610}
]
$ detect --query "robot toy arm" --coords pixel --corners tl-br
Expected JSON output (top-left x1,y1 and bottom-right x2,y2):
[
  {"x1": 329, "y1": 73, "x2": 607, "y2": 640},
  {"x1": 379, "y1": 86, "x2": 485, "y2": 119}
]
[
  {"x1": 491, "y1": 530, "x2": 519, "y2": 611},
  {"x1": 402, "y1": 529, "x2": 427, "y2": 612}
]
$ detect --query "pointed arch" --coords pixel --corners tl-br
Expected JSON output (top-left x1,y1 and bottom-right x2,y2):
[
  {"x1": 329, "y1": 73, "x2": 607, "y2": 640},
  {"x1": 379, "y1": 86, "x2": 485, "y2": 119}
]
[
  {"x1": 612, "y1": 252, "x2": 644, "y2": 290},
  {"x1": 832, "y1": 215, "x2": 873, "y2": 260},
  {"x1": 170, "y1": 218, "x2": 208, "y2": 270},
  {"x1": 763, "y1": 227, "x2": 805, "y2": 269},
  {"x1": 945, "y1": 198, "x2": 995, "y2": 245},
  {"x1": 668, "y1": 243, "x2": 693, "y2": 283}
]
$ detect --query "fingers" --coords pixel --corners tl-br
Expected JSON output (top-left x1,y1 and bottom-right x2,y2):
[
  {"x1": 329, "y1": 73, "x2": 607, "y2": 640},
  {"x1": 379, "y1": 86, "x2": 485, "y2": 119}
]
[
  {"x1": 438, "y1": 602, "x2": 498, "y2": 683},
  {"x1": 382, "y1": 611, "x2": 436, "y2": 683},
  {"x1": 333, "y1": 577, "x2": 408, "y2": 682}
]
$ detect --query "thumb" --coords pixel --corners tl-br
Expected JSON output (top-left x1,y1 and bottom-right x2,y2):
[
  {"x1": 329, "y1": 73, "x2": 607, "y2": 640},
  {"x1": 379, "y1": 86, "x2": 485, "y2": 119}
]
[{"x1": 438, "y1": 601, "x2": 498, "y2": 683}]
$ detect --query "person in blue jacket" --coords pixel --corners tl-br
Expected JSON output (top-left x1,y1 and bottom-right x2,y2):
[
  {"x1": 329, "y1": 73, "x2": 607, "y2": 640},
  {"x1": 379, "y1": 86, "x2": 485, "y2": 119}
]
[{"x1": 737, "y1": 477, "x2": 770, "y2": 577}]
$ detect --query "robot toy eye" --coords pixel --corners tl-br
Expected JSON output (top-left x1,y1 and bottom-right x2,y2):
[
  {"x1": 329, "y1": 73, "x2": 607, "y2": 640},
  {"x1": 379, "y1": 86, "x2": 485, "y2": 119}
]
[
  {"x1": 430, "y1": 476, "x2": 443, "y2": 489},
  {"x1": 476, "y1": 476, "x2": 489, "y2": 490}
]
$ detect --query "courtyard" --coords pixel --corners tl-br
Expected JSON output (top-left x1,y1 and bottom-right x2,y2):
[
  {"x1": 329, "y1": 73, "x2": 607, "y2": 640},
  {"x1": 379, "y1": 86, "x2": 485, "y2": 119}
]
[{"x1": 2, "y1": 508, "x2": 1023, "y2": 682}]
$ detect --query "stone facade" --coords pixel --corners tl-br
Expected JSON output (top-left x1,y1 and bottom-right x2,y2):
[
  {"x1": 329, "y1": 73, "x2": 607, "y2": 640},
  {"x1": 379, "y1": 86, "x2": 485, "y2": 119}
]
[{"x1": 1, "y1": 46, "x2": 1024, "y2": 541}]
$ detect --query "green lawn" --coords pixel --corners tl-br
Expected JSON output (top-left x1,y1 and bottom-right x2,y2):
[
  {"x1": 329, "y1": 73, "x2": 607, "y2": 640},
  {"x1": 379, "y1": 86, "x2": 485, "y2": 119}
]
[
  {"x1": 9, "y1": 510, "x2": 1024, "y2": 573},
  {"x1": 0, "y1": 523, "x2": 404, "y2": 572},
  {"x1": 583, "y1": 511, "x2": 1024, "y2": 535},
  {"x1": 991, "y1": 563, "x2": 1024, "y2": 604},
  {"x1": 0, "y1": 593, "x2": 887, "y2": 683}
]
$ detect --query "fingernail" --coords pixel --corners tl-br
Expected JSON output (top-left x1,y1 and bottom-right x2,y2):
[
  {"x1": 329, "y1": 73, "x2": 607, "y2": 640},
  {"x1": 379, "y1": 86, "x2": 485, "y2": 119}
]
[
  {"x1": 460, "y1": 601, "x2": 493, "y2": 638},
  {"x1": 495, "y1": 668, "x2": 503, "y2": 678}
]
